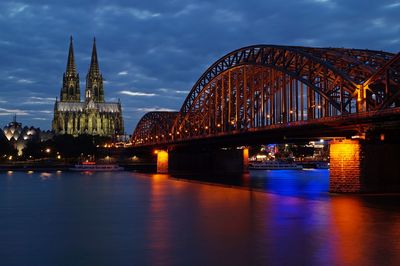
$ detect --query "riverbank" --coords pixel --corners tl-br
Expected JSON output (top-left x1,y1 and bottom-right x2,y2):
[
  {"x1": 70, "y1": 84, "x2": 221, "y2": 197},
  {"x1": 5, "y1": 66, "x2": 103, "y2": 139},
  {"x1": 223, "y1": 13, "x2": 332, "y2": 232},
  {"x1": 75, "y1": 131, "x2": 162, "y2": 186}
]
[
  {"x1": 0, "y1": 161, "x2": 156, "y2": 172},
  {"x1": 0, "y1": 161, "x2": 71, "y2": 171}
]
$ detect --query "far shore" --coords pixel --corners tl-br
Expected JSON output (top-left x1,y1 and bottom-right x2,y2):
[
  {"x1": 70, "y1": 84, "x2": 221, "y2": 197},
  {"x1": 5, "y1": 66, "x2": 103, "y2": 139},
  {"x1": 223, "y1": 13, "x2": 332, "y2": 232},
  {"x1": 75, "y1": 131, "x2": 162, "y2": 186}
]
[{"x1": 0, "y1": 161, "x2": 156, "y2": 172}]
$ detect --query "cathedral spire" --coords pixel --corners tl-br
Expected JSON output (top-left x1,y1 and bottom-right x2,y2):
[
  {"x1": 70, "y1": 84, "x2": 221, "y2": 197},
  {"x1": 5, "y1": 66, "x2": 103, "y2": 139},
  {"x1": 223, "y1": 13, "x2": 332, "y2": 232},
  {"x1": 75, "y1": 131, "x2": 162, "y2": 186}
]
[
  {"x1": 85, "y1": 37, "x2": 104, "y2": 103},
  {"x1": 88, "y1": 37, "x2": 100, "y2": 76},
  {"x1": 66, "y1": 36, "x2": 76, "y2": 76},
  {"x1": 60, "y1": 36, "x2": 80, "y2": 102}
]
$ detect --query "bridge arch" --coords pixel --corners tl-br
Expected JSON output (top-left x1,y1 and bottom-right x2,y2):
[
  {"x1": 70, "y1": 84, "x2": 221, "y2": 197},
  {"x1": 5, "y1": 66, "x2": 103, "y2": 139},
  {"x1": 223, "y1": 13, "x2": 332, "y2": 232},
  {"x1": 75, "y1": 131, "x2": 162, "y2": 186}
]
[
  {"x1": 131, "y1": 111, "x2": 178, "y2": 145},
  {"x1": 171, "y1": 45, "x2": 398, "y2": 139},
  {"x1": 132, "y1": 45, "x2": 399, "y2": 144}
]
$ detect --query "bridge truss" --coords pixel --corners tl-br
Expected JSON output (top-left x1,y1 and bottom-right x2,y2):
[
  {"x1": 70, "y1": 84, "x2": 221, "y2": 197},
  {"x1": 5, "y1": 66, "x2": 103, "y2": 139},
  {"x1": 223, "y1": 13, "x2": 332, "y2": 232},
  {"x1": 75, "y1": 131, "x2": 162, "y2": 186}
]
[{"x1": 132, "y1": 45, "x2": 400, "y2": 145}]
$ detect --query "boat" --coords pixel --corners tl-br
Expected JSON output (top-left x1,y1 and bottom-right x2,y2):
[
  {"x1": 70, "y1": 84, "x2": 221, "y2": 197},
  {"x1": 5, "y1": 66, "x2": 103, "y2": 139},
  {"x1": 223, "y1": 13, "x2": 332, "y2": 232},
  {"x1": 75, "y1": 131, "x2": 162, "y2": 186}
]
[
  {"x1": 69, "y1": 161, "x2": 124, "y2": 171},
  {"x1": 249, "y1": 160, "x2": 303, "y2": 170}
]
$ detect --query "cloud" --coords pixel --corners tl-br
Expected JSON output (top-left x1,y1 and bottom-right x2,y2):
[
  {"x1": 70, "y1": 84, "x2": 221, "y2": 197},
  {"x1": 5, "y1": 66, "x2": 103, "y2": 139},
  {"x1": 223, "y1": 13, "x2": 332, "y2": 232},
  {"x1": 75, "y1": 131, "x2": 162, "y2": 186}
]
[
  {"x1": 384, "y1": 2, "x2": 400, "y2": 9},
  {"x1": 17, "y1": 79, "x2": 34, "y2": 84},
  {"x1": 95, "y1": 5, "x2": 161, "y2": 20},
  {"x1": 133, "y1": 107, "x2": 177, "y2": 112},
  {"x1": 0, "y1": 108, "x2": 29, "y2": 116},
  {"x1": 118, "y1": 71, "x2": 128, "y2": 75},
  {"x1": 22, "y1": 97, "x2": 55, "y2": 105},
  {"x1": 119, "y1": 90, "x2": 157, "y2": 97},
  {"x1": 38, "y1": 110, "x2": 52, "y2": 114},
  {"x1": 175, "y1": 90, "x2": 189, "y2": 94},
  {"x1": 173, "y1": 4, "x2": 202, "y2": 17},
  {"x1": 7, "y1": 3, "x2": 29, "y2": 17},
  {"x1": 157, "y1": 88, "x2": 189, "y2": 95}
]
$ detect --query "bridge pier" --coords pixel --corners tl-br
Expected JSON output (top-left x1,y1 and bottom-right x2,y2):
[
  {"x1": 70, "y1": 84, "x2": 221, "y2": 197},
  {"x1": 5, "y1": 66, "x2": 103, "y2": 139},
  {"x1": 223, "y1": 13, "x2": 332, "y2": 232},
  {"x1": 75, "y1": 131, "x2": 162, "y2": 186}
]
[
  {"x1": 160, "y1": 147, "x2": 248, "y2": 175},
  {"x1": 329, "y1": 138, "x2": 400, "y2": 193},
  {"x1": 156, "y1": 150, "x2": 168, "y2": 173}
]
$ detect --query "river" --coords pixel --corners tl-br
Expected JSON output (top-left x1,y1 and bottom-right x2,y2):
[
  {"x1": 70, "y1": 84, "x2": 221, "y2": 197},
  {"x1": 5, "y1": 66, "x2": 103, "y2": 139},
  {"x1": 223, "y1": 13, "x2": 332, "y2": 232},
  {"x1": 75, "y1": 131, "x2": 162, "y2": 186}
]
[{"x1": 0, "y1": 170, "x2": 399, "y2": 265}]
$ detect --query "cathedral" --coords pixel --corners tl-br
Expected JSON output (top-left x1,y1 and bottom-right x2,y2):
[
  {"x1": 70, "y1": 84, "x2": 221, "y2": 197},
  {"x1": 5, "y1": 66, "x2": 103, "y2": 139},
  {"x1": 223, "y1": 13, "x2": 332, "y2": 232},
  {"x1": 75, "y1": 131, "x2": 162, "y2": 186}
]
[{"x1": 52, "y1": 37, "x2": 124, "y2": 137}]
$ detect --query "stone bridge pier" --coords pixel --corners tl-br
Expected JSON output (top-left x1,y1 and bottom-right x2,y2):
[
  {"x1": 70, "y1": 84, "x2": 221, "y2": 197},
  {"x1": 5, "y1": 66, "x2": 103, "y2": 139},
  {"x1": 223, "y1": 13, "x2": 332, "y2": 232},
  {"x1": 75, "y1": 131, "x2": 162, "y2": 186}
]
[
  {"x1": 156, "y1": 147, "x2": 249, "y2": 175},
  {"x1": 329, "y1": 138, "x2": 400, "y2": 193}
]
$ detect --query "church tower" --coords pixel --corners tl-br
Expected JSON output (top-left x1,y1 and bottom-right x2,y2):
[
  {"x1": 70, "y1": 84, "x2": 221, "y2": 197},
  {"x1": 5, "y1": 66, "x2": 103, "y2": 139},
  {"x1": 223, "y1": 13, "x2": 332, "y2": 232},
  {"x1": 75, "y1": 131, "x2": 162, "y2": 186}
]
[
  {"x1": 85, "y1": 38, "x2": 104, "y2": 103},
  {"x1": 60, "y1": 36, "x2": 80, "y2": 102},
  {"x1": 53, "y1": 37, "x2": 124, "y2": 137}
]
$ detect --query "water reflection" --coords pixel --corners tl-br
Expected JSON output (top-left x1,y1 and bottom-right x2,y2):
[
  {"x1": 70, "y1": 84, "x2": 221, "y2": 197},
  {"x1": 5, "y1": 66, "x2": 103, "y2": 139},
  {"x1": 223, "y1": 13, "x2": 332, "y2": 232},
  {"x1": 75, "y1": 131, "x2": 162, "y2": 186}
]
[
  {"x1": 147, "y1": 174, "x2": 173, "y2": 265},
  {"x1": 0, "y1": 171, "x2": 399, "y2": 265},
  {"x1": 172, "y1": 169, "x2": 330, "y2": 199},
  {"x1": 329, "y1": 196, "x2": 400, "y2": 265},
  {"x1": 40, "y1": 172, "x2": 52, "y2": 180}
]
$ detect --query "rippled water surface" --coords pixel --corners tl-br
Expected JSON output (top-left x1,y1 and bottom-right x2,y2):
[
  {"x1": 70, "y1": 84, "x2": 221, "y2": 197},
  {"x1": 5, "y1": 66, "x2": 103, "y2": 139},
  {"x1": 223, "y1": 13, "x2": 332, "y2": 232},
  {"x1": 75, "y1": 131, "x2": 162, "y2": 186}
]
[{"x1": 0, "y1": 170, "x2": 399, "y2": 266}]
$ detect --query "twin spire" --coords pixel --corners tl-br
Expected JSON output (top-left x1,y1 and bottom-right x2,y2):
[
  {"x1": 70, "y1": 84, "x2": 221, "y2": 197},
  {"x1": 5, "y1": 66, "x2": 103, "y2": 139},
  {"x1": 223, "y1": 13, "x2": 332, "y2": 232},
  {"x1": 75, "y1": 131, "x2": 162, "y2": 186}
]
[
  {"x1": 66, "y1": 36, "x2": 99, "y2": 77},
  {"x1": 61, "y1": 36, "x2": 104, "y2": 103},
  {"x1": 88, "y1": 37, "x2": 100, "y2": 76},
  {"x1": 66, "y1": 36, "x2": 76, "y2": 76}
]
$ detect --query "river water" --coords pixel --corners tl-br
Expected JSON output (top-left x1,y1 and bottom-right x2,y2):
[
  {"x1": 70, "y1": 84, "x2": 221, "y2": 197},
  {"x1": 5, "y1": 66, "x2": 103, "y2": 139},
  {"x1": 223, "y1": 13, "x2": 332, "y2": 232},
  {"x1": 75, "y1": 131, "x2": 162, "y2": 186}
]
[{"x1": 0, "y1": 170, "x2": 399, "y2": 266}]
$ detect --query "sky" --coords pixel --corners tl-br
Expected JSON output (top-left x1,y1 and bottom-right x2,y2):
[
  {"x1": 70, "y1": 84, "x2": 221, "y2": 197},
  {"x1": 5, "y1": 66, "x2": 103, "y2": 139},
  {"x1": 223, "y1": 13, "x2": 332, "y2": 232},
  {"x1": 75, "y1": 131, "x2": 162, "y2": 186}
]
[{"x1": 0, "y1": 0, "x2": 399, "y2": 134}]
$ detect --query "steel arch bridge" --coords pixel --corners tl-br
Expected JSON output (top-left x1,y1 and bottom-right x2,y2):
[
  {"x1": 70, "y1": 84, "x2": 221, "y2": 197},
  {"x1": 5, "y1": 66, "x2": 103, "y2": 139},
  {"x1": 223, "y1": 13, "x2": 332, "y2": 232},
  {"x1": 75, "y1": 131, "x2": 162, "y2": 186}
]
[
  {"x1": 132, "y1": 45, "x2": 400, "y2": 146},
  {"x1": 132, "y1": 111, "x2": 178, "y2": 144}
]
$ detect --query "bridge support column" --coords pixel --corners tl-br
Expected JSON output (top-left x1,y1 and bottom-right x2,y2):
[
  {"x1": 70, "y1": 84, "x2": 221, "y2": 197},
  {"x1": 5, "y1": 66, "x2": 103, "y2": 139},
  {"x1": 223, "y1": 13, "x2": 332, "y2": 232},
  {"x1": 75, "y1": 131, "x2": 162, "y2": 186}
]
[
  {"x1": 243, "y1": 147, "x2": 249, "y2": 173},
  {"x1": 156, "y1": 150, "x2": 168, "y2": 173},
  {"x1": 330, "y1": 138, "x2": 400, "y2": 193},
  {"x1": 168, "y1": 147, "x2": 247, "y2": 175},
  {"x1": 329, "y1": 139, "x2": 362, "y2": 193}
]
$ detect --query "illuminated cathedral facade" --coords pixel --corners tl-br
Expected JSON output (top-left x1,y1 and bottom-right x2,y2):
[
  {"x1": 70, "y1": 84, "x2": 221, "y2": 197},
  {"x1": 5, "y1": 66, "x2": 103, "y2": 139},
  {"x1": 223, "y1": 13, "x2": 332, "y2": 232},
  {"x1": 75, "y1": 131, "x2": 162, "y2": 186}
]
[{"x1": 52, "y1": 37, "x2": 124, "y2": 136}]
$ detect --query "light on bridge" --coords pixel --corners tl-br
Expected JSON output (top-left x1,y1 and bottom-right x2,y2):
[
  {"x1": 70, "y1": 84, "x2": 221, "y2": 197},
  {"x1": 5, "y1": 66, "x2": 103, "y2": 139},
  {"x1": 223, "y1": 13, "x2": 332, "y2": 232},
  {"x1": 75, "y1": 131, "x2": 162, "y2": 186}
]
[{"x1": 205, "y1": 126, "x2": 209, "y2": 130}]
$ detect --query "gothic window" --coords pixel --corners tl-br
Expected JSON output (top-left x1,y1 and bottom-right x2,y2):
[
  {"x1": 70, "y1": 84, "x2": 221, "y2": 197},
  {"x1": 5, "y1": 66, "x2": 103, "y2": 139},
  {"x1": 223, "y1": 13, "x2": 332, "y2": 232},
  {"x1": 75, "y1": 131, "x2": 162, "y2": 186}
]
[
  {"x1": 92, "y1": 115, "x2": 97, "y2": 130},
  {"x1": 64, "y1": 116, "x2": 68, "y2": 132}
]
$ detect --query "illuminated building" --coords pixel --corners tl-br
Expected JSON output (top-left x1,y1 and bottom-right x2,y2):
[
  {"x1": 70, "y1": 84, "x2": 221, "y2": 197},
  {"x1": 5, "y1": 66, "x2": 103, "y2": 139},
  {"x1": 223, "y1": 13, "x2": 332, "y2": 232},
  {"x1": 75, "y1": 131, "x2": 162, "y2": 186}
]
[
  {"x1": 2, "y1": 115, "x2": 53, "y2": 155},
  {"x1": 52, "y1": 37, "x2": 124, "y2": 137}
]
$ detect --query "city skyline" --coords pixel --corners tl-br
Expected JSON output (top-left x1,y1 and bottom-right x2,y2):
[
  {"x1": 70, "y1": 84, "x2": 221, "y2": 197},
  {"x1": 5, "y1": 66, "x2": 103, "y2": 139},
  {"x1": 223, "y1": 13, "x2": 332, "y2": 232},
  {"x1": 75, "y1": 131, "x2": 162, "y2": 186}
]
[{"x1": 0, "y1": 0, "x2": 400, "y2": 133}]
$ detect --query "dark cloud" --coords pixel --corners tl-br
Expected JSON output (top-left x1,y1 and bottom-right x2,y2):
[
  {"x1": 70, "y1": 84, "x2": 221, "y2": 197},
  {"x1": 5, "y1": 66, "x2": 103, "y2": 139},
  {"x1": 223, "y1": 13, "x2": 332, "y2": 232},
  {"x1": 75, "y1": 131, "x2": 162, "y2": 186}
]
[{"x1": 0, "y1": 0, "x2": 399, "y2": 133}]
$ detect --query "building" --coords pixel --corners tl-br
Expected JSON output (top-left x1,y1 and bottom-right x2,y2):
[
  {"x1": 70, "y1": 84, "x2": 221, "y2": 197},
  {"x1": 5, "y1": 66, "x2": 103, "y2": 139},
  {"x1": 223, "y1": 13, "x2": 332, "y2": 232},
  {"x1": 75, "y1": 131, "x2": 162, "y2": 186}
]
[
  {"x1": 2, "y1": 115, "x2": 54, "y2": 156},
  {"x1": 52, "y1": 37, "x2": 124, "y2": 137}
]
